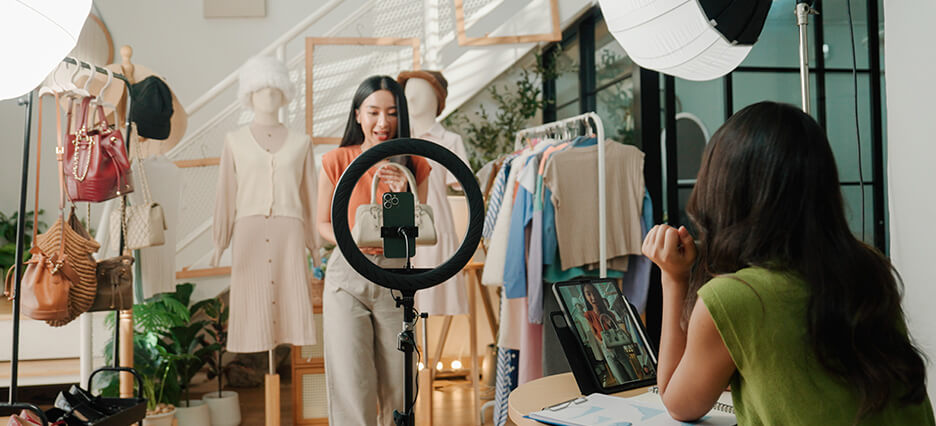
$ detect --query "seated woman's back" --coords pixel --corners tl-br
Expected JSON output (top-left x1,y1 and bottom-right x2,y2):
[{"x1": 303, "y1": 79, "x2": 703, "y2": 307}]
[
  {"x1": 642, "y1": 101, "x2": 933, "y2": 425},
  {"x1": 699, "y1": 267, "x2": 934, "y2": 425}
]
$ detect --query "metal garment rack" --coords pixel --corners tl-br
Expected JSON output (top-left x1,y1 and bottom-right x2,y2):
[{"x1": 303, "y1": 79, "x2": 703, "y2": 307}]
[
  {"x1": 6, "y1": 57, "x2": 133, "y2": 408},
  {"x1": 514, "y1": 111, "x2": 608, "y2": 278}
]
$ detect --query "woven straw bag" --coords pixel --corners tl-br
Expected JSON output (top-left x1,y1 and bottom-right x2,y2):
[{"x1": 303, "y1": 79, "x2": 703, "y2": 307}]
[{"x1": 35, "y1": 208, "x2": 100, "y2": 327}]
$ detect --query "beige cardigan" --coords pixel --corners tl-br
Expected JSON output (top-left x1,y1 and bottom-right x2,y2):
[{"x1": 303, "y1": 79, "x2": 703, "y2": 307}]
[{"x1": 212, "y1": 126, "x2": 319, "y2": 266}]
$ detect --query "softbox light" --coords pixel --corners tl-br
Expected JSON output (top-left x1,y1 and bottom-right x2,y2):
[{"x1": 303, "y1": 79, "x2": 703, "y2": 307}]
[
  {"x1": 0, "y1": 0, "x2": 92, "y2": 100},
  {"x1": 598, "y1": 0, "x2": 771, "y2": 81}
]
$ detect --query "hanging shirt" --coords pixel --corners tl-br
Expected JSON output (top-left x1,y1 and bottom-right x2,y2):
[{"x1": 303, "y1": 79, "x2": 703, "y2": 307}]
[
  {"x1": 482, "y1": 152, "x2": 529, "y2": 286},
  {"x1": 544, "y1": 140, "x2": 645, "y2": 271},
  {"x1": 482, "y1": 153, "x2": 518, "y2": 241}
]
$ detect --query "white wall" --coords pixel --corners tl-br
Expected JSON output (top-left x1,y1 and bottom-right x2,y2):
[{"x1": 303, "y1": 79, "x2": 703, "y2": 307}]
[{"x1": 884, "y1": 0, "x2": 936, "y2": 399}]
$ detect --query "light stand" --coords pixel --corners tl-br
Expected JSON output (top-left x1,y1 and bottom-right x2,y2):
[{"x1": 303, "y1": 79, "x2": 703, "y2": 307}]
[
  {"x1": 331, "y1": 138, "x2": 484, "y2": 426},
  {"x1": 796, "y1": 0, "x2": 819, "y2": 113}
]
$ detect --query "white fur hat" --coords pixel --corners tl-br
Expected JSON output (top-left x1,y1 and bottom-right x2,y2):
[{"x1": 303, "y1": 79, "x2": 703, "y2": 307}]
[{"x1": 237, "y1": 55, "x2": 295, "y2": 109}]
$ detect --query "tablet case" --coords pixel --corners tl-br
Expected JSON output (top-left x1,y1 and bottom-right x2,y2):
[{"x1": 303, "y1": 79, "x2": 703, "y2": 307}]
[{"x1": 550, "y1": 311, "x2": 604, "y2": 395}]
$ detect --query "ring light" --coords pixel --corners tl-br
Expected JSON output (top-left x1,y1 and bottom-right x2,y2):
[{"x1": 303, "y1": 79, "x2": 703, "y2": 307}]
[{"x1": 331, "y1": 138, "x2": 484, "y2": 292}]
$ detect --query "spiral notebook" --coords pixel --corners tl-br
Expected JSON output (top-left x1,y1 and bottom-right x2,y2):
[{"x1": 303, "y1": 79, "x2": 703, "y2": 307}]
[{"x1": 526, "y1": 388, "x2": 736, "y2": 426}]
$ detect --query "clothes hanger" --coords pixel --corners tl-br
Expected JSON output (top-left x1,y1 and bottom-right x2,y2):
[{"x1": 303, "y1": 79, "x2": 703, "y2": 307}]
[
  {"x1": 38, "y1": 62, "x2": 65, "y2": 97},
  {"x1": 68, "y1": 60, "x2": 93, "y2": 99},
  {"x1": 91, "y1": 68, "x2": 116, "y2": 110}
]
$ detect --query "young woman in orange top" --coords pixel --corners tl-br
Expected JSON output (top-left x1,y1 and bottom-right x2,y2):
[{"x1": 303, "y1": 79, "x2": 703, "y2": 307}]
[{"x1": 316, "y1": 75, "x2": 431, "y2": 425}]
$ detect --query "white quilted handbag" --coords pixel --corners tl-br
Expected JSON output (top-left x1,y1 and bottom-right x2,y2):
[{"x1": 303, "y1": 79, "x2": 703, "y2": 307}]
[
  {"x1": 109, "y1": 154, "x2": 166, "y2": 250},
  {"x1": 351, "y1": 162, "x2": 436, "y2": 248}
]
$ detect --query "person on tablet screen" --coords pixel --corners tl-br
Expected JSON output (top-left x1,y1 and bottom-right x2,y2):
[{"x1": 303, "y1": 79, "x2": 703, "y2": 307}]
[
  {"x1": 582, "y1": 283, "x2": 639, "y2": 384},
  {"x1": 642, "y1": 102, "x2": 934, "y2": 424}
]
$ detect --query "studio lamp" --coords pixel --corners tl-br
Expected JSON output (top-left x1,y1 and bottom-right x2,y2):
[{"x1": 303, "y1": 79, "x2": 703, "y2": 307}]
[
  {"x1": 598, "y1": 0, "x2": 820, "y2": 112},
  {"x1": 0, "y1": 0, "x2": 92, "y2": 100}
]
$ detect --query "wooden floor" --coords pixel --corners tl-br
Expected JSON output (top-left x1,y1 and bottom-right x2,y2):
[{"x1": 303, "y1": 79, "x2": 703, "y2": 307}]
[
  {"x1": 189, "y1": 374, "x2": 494, "y2": 425},
  {"x1": 1, "y1": 361, "x2": 495, "y2": 425}
]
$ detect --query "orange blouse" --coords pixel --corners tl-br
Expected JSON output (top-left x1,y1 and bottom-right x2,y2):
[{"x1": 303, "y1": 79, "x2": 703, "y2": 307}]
[{"x1": 322, "y1": 144, "x2": 432, "y2": 230}]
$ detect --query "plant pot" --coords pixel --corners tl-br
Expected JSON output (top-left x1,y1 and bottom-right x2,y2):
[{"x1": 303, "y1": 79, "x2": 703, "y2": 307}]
[
  {"x1": 142, "y1": 408, "x2": 176, "y2": 426},
  {"x1": 203, "y1": 390, "x2": 241, "y2": 426},
  {"x1": 175, "y1": 400, "x2": 212, "y2": 426}
]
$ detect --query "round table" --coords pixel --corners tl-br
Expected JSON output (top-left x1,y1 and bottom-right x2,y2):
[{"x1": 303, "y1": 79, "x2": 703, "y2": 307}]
[{"x1": 507, "y1": 372, "x2": 650, "y2": 425}]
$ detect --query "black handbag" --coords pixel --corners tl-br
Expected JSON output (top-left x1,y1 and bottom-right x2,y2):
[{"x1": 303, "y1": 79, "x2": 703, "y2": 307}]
[{"x1": 88, "y1": 255, "x2": 133, "y2": 312}]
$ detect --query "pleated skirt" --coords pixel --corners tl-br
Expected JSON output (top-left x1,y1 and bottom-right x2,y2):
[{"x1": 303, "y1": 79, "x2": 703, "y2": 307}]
[{"x1": 227, "y1": 215, "x2": 317, "y2": 353}]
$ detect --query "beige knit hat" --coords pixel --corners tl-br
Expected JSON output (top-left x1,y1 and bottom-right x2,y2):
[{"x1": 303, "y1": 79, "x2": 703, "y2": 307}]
[{"x1": 397, "y1": 70, "x2": 448, "y2": 116}]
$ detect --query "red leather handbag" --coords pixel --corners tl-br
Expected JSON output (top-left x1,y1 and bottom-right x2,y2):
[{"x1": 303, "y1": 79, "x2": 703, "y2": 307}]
[{"x1": 65, "y1": 97, "x2": 133, "y2": 202}]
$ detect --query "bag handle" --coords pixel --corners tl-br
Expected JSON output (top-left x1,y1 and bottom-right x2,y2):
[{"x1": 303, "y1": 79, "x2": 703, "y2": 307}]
[
  {"x1": 131, "y1": 127, "x2": 154, "y2": 204},
  {"x1": 369, "y1": 162, "x2": 420, "y2": 204}
]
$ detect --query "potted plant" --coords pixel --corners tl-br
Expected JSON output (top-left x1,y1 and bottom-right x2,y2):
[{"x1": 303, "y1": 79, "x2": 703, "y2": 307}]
[
  {"x1": 194, "y1": 297, "x2": 241, "y2": 426},
  {"x1": 97, "y1": 296, "x2": 185, "y2": 425},
  {"x1": 97, "y1": 283, "x2": 217, "y2": 426},
  {"x1": 161, "y1": 284, "x2": 218, "y2": 426}
]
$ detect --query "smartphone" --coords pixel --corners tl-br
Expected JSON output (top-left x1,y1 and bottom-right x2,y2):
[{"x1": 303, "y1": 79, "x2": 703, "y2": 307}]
[{"x1": 382, "y1": 191, "x2": 416, "y2": 259}]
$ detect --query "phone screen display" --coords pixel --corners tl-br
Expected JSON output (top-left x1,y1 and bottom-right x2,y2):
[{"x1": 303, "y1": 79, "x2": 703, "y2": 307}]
[
  {"x1": 382, "y1": 191, "x2": 416, "y2": 258},
  {"x1": 553, "y1": 280, "x2": 658, "y2": 391}
]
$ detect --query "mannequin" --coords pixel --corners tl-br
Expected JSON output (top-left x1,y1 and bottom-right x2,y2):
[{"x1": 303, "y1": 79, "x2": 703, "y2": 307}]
[
  {"x1": 397, "y1": 71, "x2": 470, "y2": 316},
  {"x1": 212, "y1": 56, "x2": 318, "y2": 426}
]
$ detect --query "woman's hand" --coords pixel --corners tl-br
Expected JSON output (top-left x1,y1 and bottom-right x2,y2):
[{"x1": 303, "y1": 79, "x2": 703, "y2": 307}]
[
  {"x1": 377, "y1": 164, "x2": 408, "y2": 192},
  {"x1": 642, "y1": 225, "x2": 697, "y2": 283}
]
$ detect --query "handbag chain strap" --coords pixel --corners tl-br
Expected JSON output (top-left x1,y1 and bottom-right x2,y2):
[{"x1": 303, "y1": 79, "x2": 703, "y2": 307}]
[
  {"x1": 132, "y1": 129, "x2": 154, "y2": 205},
  {"x1": 71, "y1": 97, "x2": 95, "y2": 182}
]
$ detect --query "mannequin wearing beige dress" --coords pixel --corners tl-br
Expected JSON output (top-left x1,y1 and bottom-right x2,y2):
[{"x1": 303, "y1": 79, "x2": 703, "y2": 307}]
[
  {"x1": 211, "y1": 87, "x2": 319, "y2": 354},
  {"x1": 404, "y1": 76, "x2": 471, "y2": 315}
]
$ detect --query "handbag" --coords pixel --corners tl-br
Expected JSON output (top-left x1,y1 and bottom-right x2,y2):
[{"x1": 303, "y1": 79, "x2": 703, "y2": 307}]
[
  {"x1": 351, "y1": 162, "x2": 436, "y2": 248},
  {"x1": 599, "y1": 314, "x2": 632, "y2": 348},
  {"x1": 89, "y1": 254, "x2": 134, "y2": 312},
  {"x1": 108, "y1": 136, "x2": 166, "y2": 250},
  {"x1": 3, "y1": 93, "x2": 79, "y2": 322},
  {"x1": 65, "y1": 97, "x2": 133, "y2": 202}
]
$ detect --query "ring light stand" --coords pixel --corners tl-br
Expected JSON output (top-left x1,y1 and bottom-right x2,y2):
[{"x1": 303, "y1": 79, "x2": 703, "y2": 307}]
[{"x1": 331, "y1": 138, "x2": 484, "y2": 426}]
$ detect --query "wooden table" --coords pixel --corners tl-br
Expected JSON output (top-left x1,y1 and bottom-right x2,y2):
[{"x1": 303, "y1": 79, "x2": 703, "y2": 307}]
[{"x1": 507, "y1": 373, "x2": 650, "y2": 425}]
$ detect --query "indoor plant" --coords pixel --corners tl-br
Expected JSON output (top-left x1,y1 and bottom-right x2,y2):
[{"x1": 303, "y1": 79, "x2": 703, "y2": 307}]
[
  {"x1": 161, "y1": 284, "x2": 218, "y2": 426},
  {"x1": 193, "y1": 296, "x2": 241, "y2": 426},
  {"x1": 98, "y1": 283, "x2": 217, "y2": 426}
]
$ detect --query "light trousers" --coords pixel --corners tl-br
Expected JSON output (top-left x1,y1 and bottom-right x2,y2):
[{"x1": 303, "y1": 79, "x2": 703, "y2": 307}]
[{"x1": 323, "y1": 248, "x2": 405, "y2": 425}]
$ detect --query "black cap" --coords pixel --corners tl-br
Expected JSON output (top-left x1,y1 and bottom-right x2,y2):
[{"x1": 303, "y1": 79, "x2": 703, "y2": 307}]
[{"x1": 129, "y1": 76, "x2": 174, "y2": 140}]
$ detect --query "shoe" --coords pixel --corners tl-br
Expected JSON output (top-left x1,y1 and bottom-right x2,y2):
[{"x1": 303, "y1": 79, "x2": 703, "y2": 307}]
[
  {"x1": 54, "y1": 390, "x2": 106, "y2": 423},
  {"x1": 68, "y1": 385, "x2": 121, "y2": 416}
]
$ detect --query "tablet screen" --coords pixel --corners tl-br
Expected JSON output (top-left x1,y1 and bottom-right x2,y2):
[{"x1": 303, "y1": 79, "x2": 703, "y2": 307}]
[{"x1": 554, "y1": 280, "x2": 657, "y2": 391}]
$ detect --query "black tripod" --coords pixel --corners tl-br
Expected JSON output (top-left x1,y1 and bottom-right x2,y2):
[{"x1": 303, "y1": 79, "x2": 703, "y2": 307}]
[{"x1": 391, "y1": 286, "x2": 419, "y2": 426}]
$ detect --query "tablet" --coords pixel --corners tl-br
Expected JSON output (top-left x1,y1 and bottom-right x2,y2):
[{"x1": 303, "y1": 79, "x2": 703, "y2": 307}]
[{"x1": 552, "y1": 279, "x2": 658, "y2": 393}]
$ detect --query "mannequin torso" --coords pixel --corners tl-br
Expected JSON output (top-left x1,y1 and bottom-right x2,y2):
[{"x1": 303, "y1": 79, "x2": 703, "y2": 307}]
[{"x1": 404, "y1": 76, "x2": 471, "y2": 315}]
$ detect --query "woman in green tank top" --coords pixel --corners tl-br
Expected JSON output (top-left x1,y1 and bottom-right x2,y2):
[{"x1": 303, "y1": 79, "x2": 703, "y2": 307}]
[{"x1": 641, "y1": 101, "x2": 934, "y2": 425}]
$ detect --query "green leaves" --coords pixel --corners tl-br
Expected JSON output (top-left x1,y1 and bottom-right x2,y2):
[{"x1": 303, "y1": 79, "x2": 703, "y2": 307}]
[
  {"x1": 444, "y1": 47, "x2": 572, "y2": 171},
  {"x1": 97, "y1": 282, "x2": 225, "y2": 406}
]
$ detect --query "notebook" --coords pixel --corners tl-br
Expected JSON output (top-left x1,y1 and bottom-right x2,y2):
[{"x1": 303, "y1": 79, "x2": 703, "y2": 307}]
[{"x1": 525, "y1": 388, "x2": 737, "y2": 426}]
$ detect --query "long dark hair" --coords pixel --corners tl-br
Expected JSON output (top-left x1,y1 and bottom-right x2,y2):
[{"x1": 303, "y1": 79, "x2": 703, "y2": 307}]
[
  {"x1": 582, "y1": 283, "x2": 610, "y2": 315},
  {"x1": 686, "y1": 101, "x2": 926, "y2": 419},
  {"x1": 339, "y1": 75, "x2": 415, "y2": 175}
]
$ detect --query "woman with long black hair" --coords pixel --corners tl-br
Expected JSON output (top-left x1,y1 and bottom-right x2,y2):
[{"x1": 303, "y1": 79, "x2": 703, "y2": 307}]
[
  {"x1": 642, "y1": 101, "x2": 934, "y2": 423},
  {"x1": 316, "y1": 75, "x2": 431, "y2": 425}
]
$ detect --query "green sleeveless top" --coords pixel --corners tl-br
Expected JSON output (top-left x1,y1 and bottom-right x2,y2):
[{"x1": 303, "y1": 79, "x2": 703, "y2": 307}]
[{"x1": 697, "y1": 267, "x2": 934, "y2": 425}]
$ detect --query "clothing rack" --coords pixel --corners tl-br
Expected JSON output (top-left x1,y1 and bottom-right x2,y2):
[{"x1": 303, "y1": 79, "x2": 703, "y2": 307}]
[
  {"x1": 514, "y1": 112, "x2": 608, "y2": 277},
  {"x1": 6, "y1": 57, "x2": 134, "y2": 409}
]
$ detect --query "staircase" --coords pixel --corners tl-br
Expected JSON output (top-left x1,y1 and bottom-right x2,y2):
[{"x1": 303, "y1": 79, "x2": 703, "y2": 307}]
[{"x1": 167, "y1": 0, "x2": 573, "y2": 289}]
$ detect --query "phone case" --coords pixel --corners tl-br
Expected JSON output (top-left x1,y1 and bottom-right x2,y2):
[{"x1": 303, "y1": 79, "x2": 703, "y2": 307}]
[{"x1": 382, "y1": 191, "x2": 416, "y2": 258}]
